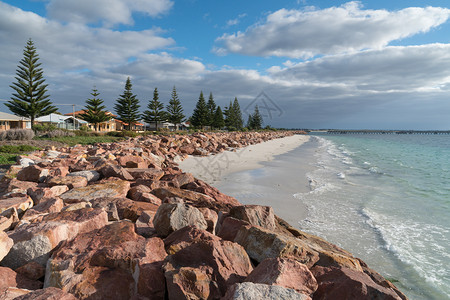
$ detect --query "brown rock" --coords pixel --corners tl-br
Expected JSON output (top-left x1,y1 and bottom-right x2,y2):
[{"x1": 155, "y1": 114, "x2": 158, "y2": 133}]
[
  {"x1": 16, "y1": 166, "x2": 49, "y2": 183},
  {"x1": 0, "y1": 266, "x2": 42, "y2": 290},
  {"x1": 153, "y1": 203, "x2": 208, "y2": 237},
  {"x1": 90, "y1": 198, "x2": 119, "y2": 221},
  {"x1": 152, "y1": 186, "x2": 217, "y2": 209},
  {"x1": 96, "y1": 197, "x2": 158, "y2": 222},
  {"x1": 59, "y1": 179, "x2": 130, "y2": 203},
  {"x1": 5, "y1": 179, "x2": 38, "y2": 194},
  {"x1": 218, "y1": 217, "x2": 250, "y2": 241},
  {"x1": 135, "y1": 210, "x2": 156, "y2": 238},
  {"x1": 183, "y1": 179, "x2": 240, "y2": 206},
  {"x1": 246, "y1": 257, "x2": 317, "y2": 295},
  {"x1": 0, "y1": 196, "x2": 33, "y2": 215},
  {"x1": 128, "y1": 185, "x2": 162, "y2": 205},
  {"x1": 15, "y1": 261, "x2": 46, "y2": 281},
  {"x1": 198, "y1": 207, "x2": 218, "y2": 233},
  {"x1": 223, "y1": 282, "x2": 311, "y2": 300},
  {"x1": 311, "y1": 266, "x2": 403, "y2": 300},
  {"x1": 0, "y1": 231, "x2": 13, "y2": 262},
  {"x1": 27, "y1": 186, "x2": 68, "y2": 205},
  {"x1": 0, "y1": 287, "x2": 31, "y2": 299},
  {"x1": 45, "y1": 221, "x2": 167, "y2": 299},
  {"x1": 99, "y1": 164, "x2": 134, "y2": 181},
  {"x1": 0, "y1": 208, "x2": 19, "y2": 231},
  {"x1": 229, "y1": 205, "x2": 277, "y2": 231},
  {"x1": 2, "y1": 208, "x2": 108, "y2": 269},
  {"x1": 164, "y1": 226, "x2": 217, "y2": 255},
  {"x1": 46, "y1": 175, "x2": 88, "y2": 189},
  {"x1": 125, "y1": 168, "x2": 164, "y2": 180},
  {"x1": 21, "y1": 198, "x2": 64, "y2": 221},
  {"x1": 12, "y1": 287, "x2": 77, "y2": 300},
  {"x1": 234, "y1": 226, "x2": 319, "y2": 268},
  {"x1": 118, "y1": 155, "x2": 147, "y2": 168},
  {"x1": 162, "y1": 172, "x2": 195, "y2": 188}
]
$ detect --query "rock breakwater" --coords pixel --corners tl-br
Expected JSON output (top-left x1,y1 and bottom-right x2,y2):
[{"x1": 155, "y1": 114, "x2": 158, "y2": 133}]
[{"x1": 0, "y1": 131, "x2": 407, "y2": 299}]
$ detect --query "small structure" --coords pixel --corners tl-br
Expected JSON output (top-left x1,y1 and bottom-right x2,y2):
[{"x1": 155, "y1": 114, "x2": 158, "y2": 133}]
[
  {"x1": 0, "y1": 111, "x2": 31, "y2": 131},
  {"x1": 36, "y1": 113, "x2": 87, "y2": 130},
  {"x1": 145, "y1": 121, "x2": 190, "y2": 131}
]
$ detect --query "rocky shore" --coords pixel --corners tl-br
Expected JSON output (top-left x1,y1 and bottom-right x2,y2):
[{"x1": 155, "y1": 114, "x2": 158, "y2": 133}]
[{"x1": 0, "y1": 131, "x2": 407, "y2": 299}]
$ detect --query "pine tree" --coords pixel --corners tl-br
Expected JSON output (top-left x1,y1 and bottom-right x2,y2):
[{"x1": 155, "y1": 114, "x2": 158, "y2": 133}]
[
  {"x1": 143, "y1": 87, "x2": 167, "y2": 130},
  {"x1": 79, "y1": 87, "x2": 112, "y2": 131},
  {"x1": 114, "y1": 77, "x2": 140, "y2": 130},
  {"x1": 7, "y1": 39, "x2": 58, "y2": 124},
  {"x1": 247, "y1": 105, "x2": 263, "y2": 130},
  {"x1": 246, "y1": 114, "x2": 253, "y2": 129},
  {"x1": 190, "y1": 91, "x2": 209, "y2": 128},
  {"x1": 224, "y1": 100, "x2": 235, "y2": 130},
  {"x1": 206, "y1": 92, "x2": 216, "y2": 127},
  {"x1": 166, "y1": 86, "x2": 185, "y2": 130},
  {"x1": 232, "y1": 97, "x2": 244, "y2": 130},
  {"x1": 213, "y1": 106, "x2": 225, "y2": 129}
]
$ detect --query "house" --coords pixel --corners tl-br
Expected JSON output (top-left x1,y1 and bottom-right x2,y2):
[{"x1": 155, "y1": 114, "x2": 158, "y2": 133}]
[
  {"x1": 115, "y1": 119, "x2": 145, "y2": 132},
  {"x1": 64, "y1": 111, "x2": 117, "y2": 132},
  {"x1": 0, "y1": 111, "x2": 31, "y2": 131},
  {"x1": 145, "y1": 121, "x2": 190, "y2": 131},
  {"x1": 35, "y1": 113, "x2": 88, "y2": 130}
]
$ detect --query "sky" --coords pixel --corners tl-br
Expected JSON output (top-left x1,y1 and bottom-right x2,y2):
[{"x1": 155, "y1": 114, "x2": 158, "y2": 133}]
[{"x1": 1, "y1": 0, "x2": 450, "y2": 129}]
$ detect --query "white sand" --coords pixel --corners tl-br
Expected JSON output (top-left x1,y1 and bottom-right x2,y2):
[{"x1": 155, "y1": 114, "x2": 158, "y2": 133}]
[{"x1": 178, "y1": 135, "x2": 310, "y2": 184}]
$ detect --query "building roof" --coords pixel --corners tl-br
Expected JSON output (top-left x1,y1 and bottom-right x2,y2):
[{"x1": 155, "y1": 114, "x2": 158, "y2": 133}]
[
  {"x1": 36, "y1": 113, "x2": 87, "y2": 123},
  {"x1": 65, "y1": 110, "x2": 117, "y2": 117},
  {"x1": 0, "y1": 111, "x2": 30, "y2": 121}
]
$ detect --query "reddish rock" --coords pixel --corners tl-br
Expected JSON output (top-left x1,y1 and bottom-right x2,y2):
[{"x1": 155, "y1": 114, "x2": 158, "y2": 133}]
[
  {"x1": 15, "y1": 261, "x2": 46, "y2": 281},
  {"x1": 0, "y1": 196, "x2": 33, "y2": 215},
  {"x1": 125, "y1": 168, "x2": 164, "y2": 180},
  {"x1": 218, "y1": 217, "x2": 250, "y2": 241},
  {"x1": 183, "y1": 180, "x2": 240, "y2": 206},
  {"x1": 13, "y1": 287, "x2": 77, "y2": 300},
  {"x1": 51, "y1": 166, "x2": 69, "y2": 177},
  {"x1": 16, "y1": 165, "x2": 49, "y2": 183},
  {"x1": 179, "y1": 144, "x2": 195, "y2": 155},
  {"x1": 21, "y1": 198, "x2": 64, "y2": 221},
  {"x1": 246, "y1": 257, "x2": 317, "y2": 295},
  {"x1": 0, "y1": 287, "x2": 31, "y2": 299},
  {"x1": 59, "y1": 179, "x2": 130, "y2": 203},
  {"x1": 2, "y1": 208, "x2": 108, "y2": 269},
  {"x1": 198, "y1": 207, "x2": 218, "y2": 233},
  {"x1": 311, "y1": 266, "x2": 403, "y2": 300},
  {"x1": 0, "y1": 231, "x2": 13, "y2": 261},
  {"x1": 164, "y1": 227, "x2": 253, "y2": 297},
  {"x1": 118, "y1": 155, "x2": 147, "y2": 169},
  {"x1": 90, "y1": 198, "x2": 120, "y2": 221},
  {"x1": 164, "y1": 226, "x2": 218, "y2": 255},
  {"x1": 135, "y1": 210, "x2": 156, "y2": 238},
  {"x1": 27, "y1": 186, "x2": 68, "y2": 205},
  {"x1": 5, "y1": 179, "x2": 38, "y2": 193},
  {"x1": 162, "y1": 172, "x2": 195, "y2": 188},
  {"x1": 152, "y1": 186, "x2": 219, "y2": 209},
  {"x1": 0, "y1": 208, "x2": 19, "y2": 231},
  {"x1": 234, "y1": 225, "x2": 319, "y2": 268},
  {"x1": 45, "y1": 221, "x2": 167, "y2": 299},
  {"x1": 0, "y1": 266, "x2": 42, "y2": 290},
  {"x1": 46, "y1": 175, "x2": 88, "y2": 189},
  {"x1": 153, "y1": 203, "x2": 208, "y2": 237},
  {"x1": 66, "y1": 170, "x2": 100, "y2": 182},
  {"x1": 229, "y1": 205, "x2": 277, "y2": 231},
  {"x1": 99, "y1": 164, "x2": 134, "y2": 181},
  {"x1": 128, "y1": 185, "x2": 162, "y2": 205},
  {"x1": 223, "y1": 282, "x2": 311, "y2": 300},
  {"x1": 91, "y1": 197, "x2": 158, "y2": 222}
]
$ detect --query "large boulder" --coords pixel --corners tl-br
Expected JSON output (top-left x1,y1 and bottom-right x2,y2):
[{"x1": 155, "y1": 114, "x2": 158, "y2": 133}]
[
  {"x1": 45, "y1": 221, "x2": 167, "y2": 300},
  {"x1": 311, "y1": 266, "x2": 403, "y2": 300},
  {"x1": 234, "y1": 226, "x2": 319, "y2": 268},
  {"x1": 16, "y1": 166, "x2": 49, "y2": 182},
  {"x1": 164, "y1": 227, "x2": 253, "y2": 298},
  {"x1": 223, "y1": 282, "x2": 311, "y2": 300},
  {"x1": 183, "y1": 179, "x2": 240, "y2": 206},
  {"x1": 0, "y1": 266, "x2": 42, "y2": 290},
  {"x1": 59, "y1": 180, "x2": 130, "y2": 203},
  {"x1": 46, "y1": 175, "x2": 88, "y2": 189},
  {"x1": 27, "y1": 186, "x2": 68, "y2": 205},
  {"x1": 117, "y1": 155, "x2": 147, "y2": 169},
  {"x1": 66, "y1": 170, "x2": 100, "y2": 182},
  {"x1": 125, "y1": 168, "x2": 164, "y2": 181},
  {"x1": 21, "y1": 198, "x2": 64, "y2": 222},
  {"x1": 1, "y1": 208, "x2": 108, "y2": 269},
  {"x1": 0, "y1": 231, "x2": 13, "y2": 262},
  {"x1": 229, "y1": 205, "x2": 277, "y2": 231},
  {"x1": 12, "y1": 287, "x2": 77, "y2": 300},
  {"x1": 153, "y1": 203, "x2": 208, "y2": 237},
  {"x1": 0, "y1": 196, "x2": 34, "y2": 215},
  {"x1": 245, "y1": 257, "x2": 317, "y2": 296},
  {"x1": 99, "y1": 164, "x2": 134, "y2": 181}
]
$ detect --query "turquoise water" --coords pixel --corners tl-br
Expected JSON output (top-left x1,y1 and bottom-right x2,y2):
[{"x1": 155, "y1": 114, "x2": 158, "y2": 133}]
[{"x1": 297, "y1": 134, "x2": 450, "y2": 299}]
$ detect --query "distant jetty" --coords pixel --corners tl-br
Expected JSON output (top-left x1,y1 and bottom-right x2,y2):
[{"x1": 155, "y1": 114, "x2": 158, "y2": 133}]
[{"x1": 310, "y1": 129, "x2": 450, "y2": 135}]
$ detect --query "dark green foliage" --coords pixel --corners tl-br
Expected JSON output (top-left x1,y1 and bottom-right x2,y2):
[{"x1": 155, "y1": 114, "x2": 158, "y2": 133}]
[
  {"x1": 247, "y1": 105, "x2": 263, "y2": 130},
  {"x1": 32, "y1": 123, "x2": 57, "y2": 132},
  {"x1": 212, "y1": 106, "x2": 225, "y2": 129},
  {"x1": 166, "y1": 86, "x2": 185, "y2": 129},
  {"x1": 0, "y1": 144, "x2": 40, "y2": 153},
  {"x1": 232, "y1": 97, "x2": 243, "y2": 130},
  {"x1": 142, "y1": 88, "x2": 167, "y2": 130},
  {"x1": 190, "y1": 91, "x2": 209, "y2": 128},
  {"x1": 207, "y1": 92, "x2": 216, "y2": 127},
  {"x1": 7, "y1": 39, "x2": 58, "y2": 124},
  {"x1": 224, "y1": 98, "x2": 244, "y2": 130},
  {"x1": 114, "y1": 77, "x2": 140, "y2": 130},
  {"x1": 106, "y1": 130, "x2": 138, "y2": 137},
  {"x1": 79, "y1": 87, "x2": 112, "y2": 131}
]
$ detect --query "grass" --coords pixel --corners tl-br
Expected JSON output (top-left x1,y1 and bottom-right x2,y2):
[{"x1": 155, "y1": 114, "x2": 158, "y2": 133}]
[
  {"x1": 35, "y1": 135, "x2": 125, "y2": 146},
  {"x1": 0, "y1": 144, "x2": 42, "y2": 165}
]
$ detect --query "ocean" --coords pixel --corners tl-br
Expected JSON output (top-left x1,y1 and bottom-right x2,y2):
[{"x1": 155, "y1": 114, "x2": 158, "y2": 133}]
[
  {"x1": 297, "y1": 134, "x2": 450, "y2": 299},
  {"x1": 216, "y1": 134, "x2": 449, "y2": 299}
]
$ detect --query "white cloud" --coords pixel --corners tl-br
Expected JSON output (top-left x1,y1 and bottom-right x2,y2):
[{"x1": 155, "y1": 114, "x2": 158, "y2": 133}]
[
  {"x1": 225, "y1": 13, "x2": 247, "y2": 28},
  {"x1": 215, "y1": 2, "x2": 450, "y2": 58},
  {"x1": 47, "y1": 0, "x2": 173, "y2": 26}
]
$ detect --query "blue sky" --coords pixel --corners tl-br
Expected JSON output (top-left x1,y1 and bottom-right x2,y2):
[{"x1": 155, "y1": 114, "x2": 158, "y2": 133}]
[{"x1": 1, "y1": 0, "x2": 450, "y2": 129}]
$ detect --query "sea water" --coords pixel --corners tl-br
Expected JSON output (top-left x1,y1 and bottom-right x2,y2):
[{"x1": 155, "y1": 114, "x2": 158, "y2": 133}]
[{"x1": 297, "y1": 134, "x2": 450, "y2": 299}]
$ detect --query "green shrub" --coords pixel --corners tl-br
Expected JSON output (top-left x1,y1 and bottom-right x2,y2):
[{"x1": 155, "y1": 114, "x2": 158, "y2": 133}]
[
  {"x1": 106, "y1": 131, "x2": 138, "y2": 138},
  {"x1": 45, "y1": 130, "x2": 75, "y2": 138},
  {"x1": 0, "y1": 145, "x2": 40, "y2": 153},
  {"x1": 0, "y1": 129, "x2": 35, "y2": 140},
  {"x1": 32, "y1": 123, "x2": 57, "y2": 132}
]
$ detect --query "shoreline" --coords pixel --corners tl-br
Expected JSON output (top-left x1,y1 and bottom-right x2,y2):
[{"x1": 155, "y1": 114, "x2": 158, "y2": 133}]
[{"x1": 179, "y1": 135, "x2": 315, "y2": 227}]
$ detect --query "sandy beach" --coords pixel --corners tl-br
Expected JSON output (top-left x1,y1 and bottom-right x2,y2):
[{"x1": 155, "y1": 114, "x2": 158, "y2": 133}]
[{"x1": 178, "y1": 134, "x2": 315, "y2": 226}]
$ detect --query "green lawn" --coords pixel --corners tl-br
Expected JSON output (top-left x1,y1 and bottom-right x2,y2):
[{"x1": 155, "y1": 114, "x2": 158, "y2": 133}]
[{"x1": 0, "y1": 145, "x2": 41, "y2": 165}]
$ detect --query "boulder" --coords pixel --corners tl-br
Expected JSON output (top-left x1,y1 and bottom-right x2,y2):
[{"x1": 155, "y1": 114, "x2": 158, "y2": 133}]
[
  {"x1": 0, "y1": 196, "x2": 33, "y2": 215},
  {"x1": 245, "y1": 258, "x2": 317, "y2": 295},
  {"x1": 16, "y1": 166, "x2": 49, "y2": 183},
  {"x1": 0, "y1": 208, "x2": 19, "y2": 231},
  {"x1": 2, "y1": 208, "x2": 108, "y2": 269},
  {"x1": 128, "y1": 185, "x2": 162, "y2": 205},
  {"x1": 223, "y1": 282, "x2": 311, "y2": 300},
  {"x1": 91, "y1": 197, "x2": 158, "y2": 222},
  {"x1": 234, "y1": 226, "x2": 319, "y2": 268},
  {"x1": 59, "y1": 180, "x2": 130, "y2": 203},
  {"x1": 0, "y1": 266, "x2": 42, "y2": 290},
  {"x1": 12, "y1": 287, "x2": 77, "y2": 299},
  {"x1": 61, "y1": 202, "x2": 92, "y2": 212},
  {"x1": 164, "y1": 228, "x2": 253, "y2": 298},
  {"x1": 90, "y1": 198, "x2": 120, "y2": 221},
  {"x1": 153, "y1": 203, "x2": 208, "y2": 237},
  {"x1": 99, "y1": 164, "x2": 134, "y2": 181},
  {"x1": 0, "y1": 231, "x2": 13, "y2": 262},
  {"x1": 162, "y1": 172, "x2": 195, "y2": 188},
  {"x1": 118, "y1": 155, "x2": 147, "y2": 169},
  {"x1": 135, "y1": 210, "x2": 156, "y2": 238},
  {"x1": 229, "y1": 205, "x2": 277, "y2": 231},
  {"x1": 27, "y1": 186, "x2": 68, "y2": 205},
  {"x1": 5, "y1": 179, "x2": 38, "y2": 194},
  {"x1": 198, "y1": 207, "x2": 218, "y2": 233},
  {"x1": 183, "y1": 180, "x2": 240, "y2": 206},
  {"x1": 45, "y1": 221, "x2": 167, "y2": 300},
  {"x1": 311, "y1": 266, "x2": 403, "y2": 300},
  {"x1": 15, "y1": 261, "x2": 46, "y2": 281},
  {"x1": 21, "y1": 198, "x2": 64, "y2": 221},
  {"x1": 46, "y1": 175, "x2": 88, "y2": 189},
  {"x1": 0, "y1": 287, "x2": 31, "y2": 299},
  {"x1": 218, "y1": 217, "x2": 250, "y2": 241},
  {"x1": 66, "y1": 170, "x2": 100, "y2": 182},
  {"x1": 125, "y1": 168, "x2": 164, "y2": 181}
]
